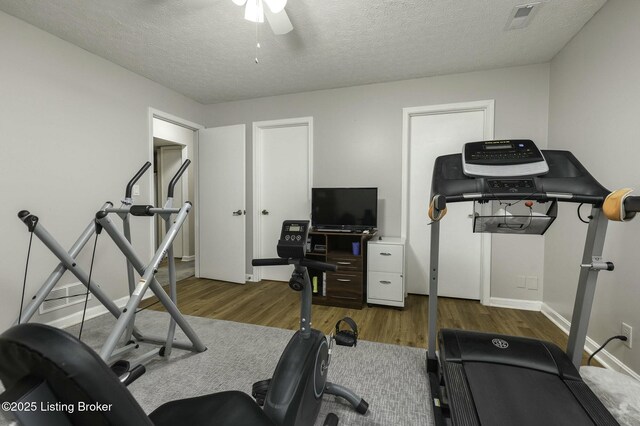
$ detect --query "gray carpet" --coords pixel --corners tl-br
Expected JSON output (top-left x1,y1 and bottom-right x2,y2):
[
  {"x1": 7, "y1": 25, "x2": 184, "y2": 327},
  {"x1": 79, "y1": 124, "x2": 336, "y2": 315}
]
[
  {"x1": 63, "y1": 310, "x2": 432, "y2": 425},
  {"x1": 3, "y1": 311, "x2": 639, "y2": 425},
  {"x1": 155, "y1": 259, "x2": 194, "y2": 286}
]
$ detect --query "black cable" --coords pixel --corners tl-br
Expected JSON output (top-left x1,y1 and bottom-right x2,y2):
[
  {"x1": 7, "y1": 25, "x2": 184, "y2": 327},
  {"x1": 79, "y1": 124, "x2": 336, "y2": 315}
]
[
  {"x1": 18, "y1": 233, "x2": 34, "y2": 325},
  {"x1": 78, "y1": 230, "x2": 100, "y2": 340},
  {"x1": 135, "y1": 299, "x2": 161, "y2": 313},
  {"x1": 513, "y1": 205, "x2": 533, "y2": 230},
  {"x1": 44, "y1": 294, "x2": 92, "y2": 302},
  {"x1": 499, "y1": 202, "x2": 518, "y2": 230},
  {"x1": 483, "y1": 182, "x2": 542, "y2": 232},
  {"x1": 587, "y1": 335, "x2": 627, "y2": 366},
  {"x1": 497, "y1": 201, "x2": 534, "y2": 231},
  {"x1": 483, "y1": 181, "x2": 542, "y2": 206},
  {"x1": 577, "y1": 203, "x2": 592, "y2": 224}
]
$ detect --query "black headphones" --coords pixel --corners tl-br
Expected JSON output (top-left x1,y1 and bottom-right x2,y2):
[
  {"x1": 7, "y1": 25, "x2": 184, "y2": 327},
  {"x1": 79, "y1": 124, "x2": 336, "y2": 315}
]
[{"x1": 334, "y1": 317, "x2": 358, "y2": 347}]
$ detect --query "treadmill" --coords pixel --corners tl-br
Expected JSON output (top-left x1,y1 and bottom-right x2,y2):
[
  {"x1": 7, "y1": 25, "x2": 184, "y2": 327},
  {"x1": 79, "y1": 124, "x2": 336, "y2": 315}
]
[{"x1": 426, "y1": 140, "x2": 634, "y2": 426}]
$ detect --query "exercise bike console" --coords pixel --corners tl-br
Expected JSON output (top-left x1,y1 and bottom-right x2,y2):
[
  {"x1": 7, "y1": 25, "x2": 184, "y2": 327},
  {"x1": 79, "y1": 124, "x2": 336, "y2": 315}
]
[
  {"x1": 253, "y1": 220, "x2": 337, "y2": 275},
  {"x1": 277, "y1": 220, "x2": 310, "y2": 259}
]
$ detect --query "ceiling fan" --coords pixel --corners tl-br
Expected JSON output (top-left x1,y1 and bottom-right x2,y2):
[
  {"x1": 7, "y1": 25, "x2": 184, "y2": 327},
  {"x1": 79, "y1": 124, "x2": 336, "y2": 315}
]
[{"x1": 232, "y1": 0, "x2": 293, "y2": 35}]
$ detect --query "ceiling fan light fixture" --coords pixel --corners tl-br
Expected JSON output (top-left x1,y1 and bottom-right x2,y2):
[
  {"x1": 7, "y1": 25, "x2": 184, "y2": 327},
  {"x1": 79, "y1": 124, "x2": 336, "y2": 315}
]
[
  {"x1": 263, "y1": 0, "x2": 287, "y2": 14},
  {"x1": 244, "y1": 0, "x2": 264, "y2": 23},
  {"x1": 231, "y1": 0, "x2": 293, "y2": 35}
]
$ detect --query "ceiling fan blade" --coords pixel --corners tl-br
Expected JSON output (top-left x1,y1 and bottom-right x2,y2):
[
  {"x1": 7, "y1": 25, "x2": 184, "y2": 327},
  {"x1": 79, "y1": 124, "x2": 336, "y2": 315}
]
[
  {"x1": 263, "y1": 0, "x2": 286, "y2": 14},
  {"x1": 264, "y1": 7, "x2": 293, "y2": 35}
]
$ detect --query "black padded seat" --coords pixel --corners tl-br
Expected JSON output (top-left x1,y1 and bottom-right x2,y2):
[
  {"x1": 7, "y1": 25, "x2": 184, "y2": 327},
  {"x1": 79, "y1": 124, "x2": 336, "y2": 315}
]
[
  {"x1": 149, "y1": 391, "x2": 272, "y2": 426},
  {"x1": 0, "y1": 323, "x2": 275, "y2": 426}
]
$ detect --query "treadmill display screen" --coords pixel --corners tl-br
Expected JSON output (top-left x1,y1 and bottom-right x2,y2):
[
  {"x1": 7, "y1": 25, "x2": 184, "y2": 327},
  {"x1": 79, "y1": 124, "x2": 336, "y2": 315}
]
[
  {"x1": 485, "y1": 144, "x2": 513, "y2": 150},
  {"x1": 465, "y1": 140, "x2": 544, "y2": 165},
  {"x1": 462, "y1": 139, "x2": 549, "y2": 178}
]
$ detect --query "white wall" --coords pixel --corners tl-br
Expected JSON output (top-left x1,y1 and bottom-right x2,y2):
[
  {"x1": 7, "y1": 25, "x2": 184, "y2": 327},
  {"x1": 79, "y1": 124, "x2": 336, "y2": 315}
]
[
  {"x1": 546, "y1": 0, "x2": 640, "y2": 372},
  {"x1": 203, "y1": 64, "x2": 551, "y2": 301},
  {"x1": 0, "y1": 11, "x2": 204, "y2": 330}
]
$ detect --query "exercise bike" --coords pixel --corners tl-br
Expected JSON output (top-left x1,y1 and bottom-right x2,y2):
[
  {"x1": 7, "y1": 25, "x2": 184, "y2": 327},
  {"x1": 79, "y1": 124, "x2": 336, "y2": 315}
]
[{"x1": 252, "y1": 220, "x2": 369, "y2": 426}]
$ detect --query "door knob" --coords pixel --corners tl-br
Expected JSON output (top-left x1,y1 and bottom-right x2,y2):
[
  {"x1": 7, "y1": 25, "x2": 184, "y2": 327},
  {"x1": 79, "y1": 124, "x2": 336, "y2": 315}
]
[
  {"x1": 233, "y1": 210, "x2": 243, "y2": 216},
  {"x1": 262, "y1": 209, "x2": 269, "y2": 215}
]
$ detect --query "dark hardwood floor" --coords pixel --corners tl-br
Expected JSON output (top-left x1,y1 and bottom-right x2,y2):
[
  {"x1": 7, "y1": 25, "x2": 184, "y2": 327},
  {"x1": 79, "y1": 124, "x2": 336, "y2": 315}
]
[{"x1": 141, "y1": 277, "x2": 595, "y2": 365}]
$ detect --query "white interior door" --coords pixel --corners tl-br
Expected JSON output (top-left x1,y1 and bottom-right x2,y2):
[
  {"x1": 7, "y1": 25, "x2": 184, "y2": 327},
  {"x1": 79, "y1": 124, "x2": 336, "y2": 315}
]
[
  {"x1": 198, "y1": 125, "x2": 246, "y2": 283},
  {"x1": 158, "y1": 146, "x2": 184, "y2": 256},
  {"x1": 254, "y1": 119, "x2": 312, "y2": 282},
  {"x1": 406, "y1": 105, "x2": 492, "y2": 299}
]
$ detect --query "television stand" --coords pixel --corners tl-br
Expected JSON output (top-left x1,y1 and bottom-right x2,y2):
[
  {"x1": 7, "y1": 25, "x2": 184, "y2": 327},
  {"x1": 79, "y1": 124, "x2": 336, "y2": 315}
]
[
  {"x1": 315, "y1": 228, "x2": 374, "y2": 234},
  {"x1": 306, "y1": 229, "x2": 377, "y2": 309}
]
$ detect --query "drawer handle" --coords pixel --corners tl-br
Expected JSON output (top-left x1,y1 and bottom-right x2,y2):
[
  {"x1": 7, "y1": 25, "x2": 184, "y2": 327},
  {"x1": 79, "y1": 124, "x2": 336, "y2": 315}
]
[
  {"x1": 333, "y1": 295, "x2": 358, "y2": 300},
  {"x1": 337, "y1": 279, "x2": 351, "y2": 282},
  {"x1": 380, "y1": 252, "x2": 392, "y2": 256},
  {"x1": 337, "y1": 261, "x2": 352, "y2": 265},
  {"x1": 379, "y1": 280, "x2": 392, "y2": 285}
]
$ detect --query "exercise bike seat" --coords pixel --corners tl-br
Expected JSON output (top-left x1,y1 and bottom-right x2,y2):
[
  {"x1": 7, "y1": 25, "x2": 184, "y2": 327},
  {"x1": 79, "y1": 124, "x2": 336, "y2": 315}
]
[{"x1": 0, "y1": 323, "x2": 275, "y2": 426}]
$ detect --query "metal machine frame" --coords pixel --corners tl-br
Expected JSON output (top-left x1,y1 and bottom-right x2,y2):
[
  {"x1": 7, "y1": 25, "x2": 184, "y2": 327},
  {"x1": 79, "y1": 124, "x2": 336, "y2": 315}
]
[
  {"x1": 252, "y1": 220, "x2": 368, "y2": 425},
  {"x1": 15, "y1": 163, "x2": 152, "y2": 326},
  {"x1": 16, "y1": 161, "x2": 206, "y2": 365},
  {"x1": 427, "y1": 205, "x2": 609, "y2": 368},
  {"x1": 424, "y1": 147, "x2": 626, "y2": 426}
]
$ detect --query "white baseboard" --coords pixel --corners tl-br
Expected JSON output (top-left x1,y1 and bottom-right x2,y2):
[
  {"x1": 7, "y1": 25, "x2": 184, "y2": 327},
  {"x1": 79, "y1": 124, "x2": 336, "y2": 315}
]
[
  {"x1": 488, "y1": 297, "x2": 542, "y2": 312},
  {"x1": 181, "y1": 255, "x2": 195, "y2": 262},
  {"x1": 541, "y1": 303, "x2": 640, "y2": 380},
  {"x1": 46, "y1": 290, "x2": 154, "y2": 330}
]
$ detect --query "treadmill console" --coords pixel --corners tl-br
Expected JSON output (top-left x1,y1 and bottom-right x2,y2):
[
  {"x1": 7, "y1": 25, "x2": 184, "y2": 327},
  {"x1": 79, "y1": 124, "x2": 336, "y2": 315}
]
[
  {"x1": 277, "y1": 220, "x2": 310, "y2": 259},
  {"x1": 463, "y1": 140, "x2": 549, "y2": 177},
  {"x1": 486, "y1": 179, "x2": 535, "y2": 194}
]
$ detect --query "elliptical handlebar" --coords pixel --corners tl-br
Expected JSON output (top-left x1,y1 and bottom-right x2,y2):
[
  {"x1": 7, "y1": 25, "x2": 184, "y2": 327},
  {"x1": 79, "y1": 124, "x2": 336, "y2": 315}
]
[
  {"x1": 167, "y1": 159, "x2": 191, "y2": 198},
  {"x1": 252, "y1": 258, "x2": 337, "y2": 272},
  {"x1": 125, "y1": 162, "x2": 152, "y2": 199}
]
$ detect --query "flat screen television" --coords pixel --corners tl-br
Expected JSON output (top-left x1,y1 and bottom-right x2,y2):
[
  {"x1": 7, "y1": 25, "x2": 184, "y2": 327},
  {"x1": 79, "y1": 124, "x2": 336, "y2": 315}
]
[{"x1": 311, "y1": 187, "x2": 378, "y2": 231}]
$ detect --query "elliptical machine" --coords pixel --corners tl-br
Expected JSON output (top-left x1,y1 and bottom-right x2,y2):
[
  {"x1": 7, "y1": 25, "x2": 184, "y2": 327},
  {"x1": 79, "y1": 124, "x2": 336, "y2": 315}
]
[{"x1": 252, "y1": 220, "x2": 369, "y2": 426}]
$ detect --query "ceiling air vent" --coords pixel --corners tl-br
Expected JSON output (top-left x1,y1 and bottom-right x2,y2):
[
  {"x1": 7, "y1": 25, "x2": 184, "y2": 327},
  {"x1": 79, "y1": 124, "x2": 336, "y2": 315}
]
[{"x1": 506, "y1": 2, "x2": 541, "y2": 31}]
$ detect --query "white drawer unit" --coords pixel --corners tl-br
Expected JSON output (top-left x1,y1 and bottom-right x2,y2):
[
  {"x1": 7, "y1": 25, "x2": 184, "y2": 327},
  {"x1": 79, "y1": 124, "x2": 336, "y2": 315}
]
[
  {"x1": 367, "y1": 238, "x2": 405, "y2": 308},
  {"x1": 368, "y1": 272, "x2": 402, "y2": 301},
  {"x1": 368, "y1": 243, "x2": 403, "y2": 273}
]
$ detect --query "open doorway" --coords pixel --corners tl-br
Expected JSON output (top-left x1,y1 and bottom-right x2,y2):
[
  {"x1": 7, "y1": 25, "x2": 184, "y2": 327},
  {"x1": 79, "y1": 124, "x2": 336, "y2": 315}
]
[{"x1": 151, "y1": 114, "x2": 199, "y2": 285}]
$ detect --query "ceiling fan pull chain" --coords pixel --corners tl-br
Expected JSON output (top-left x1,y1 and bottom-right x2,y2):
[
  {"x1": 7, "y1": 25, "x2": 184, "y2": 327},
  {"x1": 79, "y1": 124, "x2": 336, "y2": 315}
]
[{"x1": 255, "y1": 19, "x2": 261, "y2": 64}]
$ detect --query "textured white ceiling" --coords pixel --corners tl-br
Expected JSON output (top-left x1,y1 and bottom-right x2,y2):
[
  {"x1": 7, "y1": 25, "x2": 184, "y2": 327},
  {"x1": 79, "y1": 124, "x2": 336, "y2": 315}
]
[{"x1": 0, "y1": 0, "x2": 606, "y2": 104}]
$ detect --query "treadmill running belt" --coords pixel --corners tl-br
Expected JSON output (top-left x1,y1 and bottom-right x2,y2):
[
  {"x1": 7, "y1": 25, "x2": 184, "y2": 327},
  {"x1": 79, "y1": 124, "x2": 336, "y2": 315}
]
[{"x1": 464, "y1": 362, "x2": 606, "y2": 425}]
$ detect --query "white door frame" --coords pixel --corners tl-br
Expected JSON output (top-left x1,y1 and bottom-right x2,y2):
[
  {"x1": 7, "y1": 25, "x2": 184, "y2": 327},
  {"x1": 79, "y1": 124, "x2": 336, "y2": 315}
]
[
  {"x1": 252, "y1": 116, "x2": 314, "y2": 281},
  {"x1": 148, "y1": 108, "x2": 204, "y2": 272},
  {"x1": 400, "y1": 100, "x2": 494, "y2": 304}
]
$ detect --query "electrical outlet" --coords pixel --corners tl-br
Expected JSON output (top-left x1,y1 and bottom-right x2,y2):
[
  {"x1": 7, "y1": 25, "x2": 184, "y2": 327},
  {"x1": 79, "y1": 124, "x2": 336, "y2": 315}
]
[
  {"x1": 133, "y1": 184, "x2": 140, "y2": 196},
  {"x1": 622, "y1": 322, "x2": 632, "y2": 348}
]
